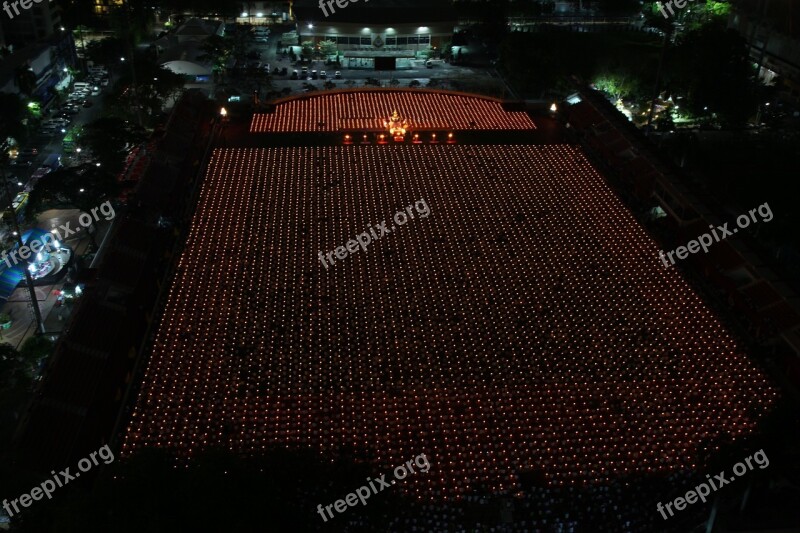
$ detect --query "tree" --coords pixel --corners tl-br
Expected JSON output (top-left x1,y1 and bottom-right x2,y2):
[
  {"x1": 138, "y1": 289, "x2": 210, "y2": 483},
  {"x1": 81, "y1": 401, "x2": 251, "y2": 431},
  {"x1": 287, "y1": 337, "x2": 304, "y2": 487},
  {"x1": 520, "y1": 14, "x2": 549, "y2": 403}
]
[
  {"x1": 667, "y1": 21, "x2": 757, "y2": 126},
  {"x1": 26, "y1": 163, "x2": 119, "y2": 218},
  {"x1": 301, "y1": 40, "x2": 314, "y2": 60},
  {"x1": 0, "y1": 92, "x2": 30, "y2": 143},
  {"x1": 318, "y1": 40, "x2": 337, "y2": 58},
  {"x1": 18, "y1": 336, "x2": 54, "y2": 370},
  {"x1": 108, "y1": 62, "x2": 185, "y2": 125},
  {"x1": 197, "y1": 35, "x2": 231, "y2": 71},
  {"x1": 0, "y1": 343, "x2": 22, "y2": 389},
  {"x1": 82, "y1": 117, "x2": 146, "y2": 173},
  {"x1": 593, "y1": 72, "x2": 642, "y2": 102},
  {"x1": 84, "y1": 37, "x2": 126, "y2": 68},
  {"x1": 14, "y1": 66, "x2": 36, "y2": 96}
]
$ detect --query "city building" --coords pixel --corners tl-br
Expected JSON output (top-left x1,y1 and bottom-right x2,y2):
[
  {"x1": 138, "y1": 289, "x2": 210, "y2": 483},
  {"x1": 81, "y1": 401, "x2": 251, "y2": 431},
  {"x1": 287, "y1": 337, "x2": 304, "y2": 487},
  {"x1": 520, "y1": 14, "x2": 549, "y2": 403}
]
[
  {"x1": 729, "y1": 0, "x2": 800, "y2": 97},
  {"x1": 0, "y1": 0, "x2": 62, "y2": 48},
  {"x1": 291, "y1": 0, "x2": 456, "y2": 68}
]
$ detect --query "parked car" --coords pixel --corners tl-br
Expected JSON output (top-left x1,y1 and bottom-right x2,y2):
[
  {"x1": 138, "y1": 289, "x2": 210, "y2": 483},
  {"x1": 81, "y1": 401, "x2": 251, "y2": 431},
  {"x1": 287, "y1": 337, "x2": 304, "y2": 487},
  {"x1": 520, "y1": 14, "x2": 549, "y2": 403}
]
[
  {"x1": 100, "y1": 78, "x2": 109, "y2": 87},
  {"x1": 320, "y1": 70, "x2": 327, "y2": 79},
  {"x1": 334, "y1": 71, "x2": 341, "y2": 79},
  {"x1": 290, "y1": 70, "x2": 298, "y2": 80},
  {"x1": 91, "y1": 87, "x2": 101, "y2": 96},
  {"x1": 17, "y1": 148, "x2": 38, "y2": 158},
  {"x1": 42, "y1": 153, "x2": 61, "y2": 171},
  {"x1": 311, "y1": 70, "x2": 318, "y2": 79}
]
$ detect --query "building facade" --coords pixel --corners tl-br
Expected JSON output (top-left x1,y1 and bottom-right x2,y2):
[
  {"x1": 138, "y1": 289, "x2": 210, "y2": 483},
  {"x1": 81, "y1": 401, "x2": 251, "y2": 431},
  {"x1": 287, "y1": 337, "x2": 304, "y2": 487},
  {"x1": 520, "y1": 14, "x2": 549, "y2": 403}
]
[{"x1": 292, "y1": 0, "x2": 455, "y2": 56}]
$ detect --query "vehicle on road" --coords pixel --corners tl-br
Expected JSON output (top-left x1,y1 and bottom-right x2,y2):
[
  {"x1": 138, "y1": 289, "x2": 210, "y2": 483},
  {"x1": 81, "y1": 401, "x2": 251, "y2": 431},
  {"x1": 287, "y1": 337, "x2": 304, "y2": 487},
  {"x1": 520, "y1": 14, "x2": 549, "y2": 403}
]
[
  {"x1": 334, "y1": 71, "x2": 341, "y2": 79},
  {"x1": 320, "y1": 70, "x2": 327, "y2": 79},
  {"x1": 4, "y1": 192, "x2": 28, "y2": 223},
  {"x1": 311, "y1": 70, "x2": 318, "y2": 79},
  {"x1": 291, "y1": 70, "x2": 298, "y2": 79},
  {"x1": 42, "y1": 153, "x2": 61, "y2": 171},
  {"x1": 16, "y1": 148, "x2": 38, "y2": 158},
  {"x1": 82, "y1": 100, "x2": 93, "y2": 108}
]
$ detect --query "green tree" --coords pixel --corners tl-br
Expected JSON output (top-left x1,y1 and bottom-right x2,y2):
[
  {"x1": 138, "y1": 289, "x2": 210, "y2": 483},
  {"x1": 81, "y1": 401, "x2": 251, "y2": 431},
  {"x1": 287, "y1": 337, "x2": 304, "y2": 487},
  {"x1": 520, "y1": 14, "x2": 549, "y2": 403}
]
[
  {"x1": 318, "y1": 40, "x2": 337, "y2": 57},
  {"x1": 667, "y1": 21, "x2": 756, "y2": 126},
  {"x1": 82, "y1": 117, "x2": 146, "y2": 173},
  {"x1": 197, "y1": 35, "x2": 231, "y2": 71},
  {"x1": 18, "y1": 336, "x2": 54, "y2": 369},
  {"x1": 301, "y1": 40, "x2": 314, "y2": 60},
  {"x1": 26, "y1": 163, "x2": 119, "y2": 218},
  {"x1": 593, "y1": 72, "x2": 642, "y2": 101},
  {"x1": 0, "y1": 342, "x2": 22, "y2": 389}
]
